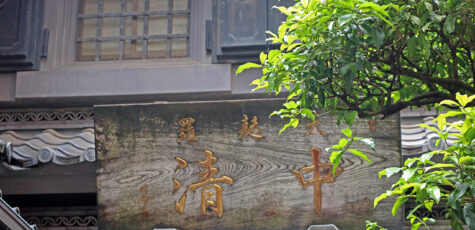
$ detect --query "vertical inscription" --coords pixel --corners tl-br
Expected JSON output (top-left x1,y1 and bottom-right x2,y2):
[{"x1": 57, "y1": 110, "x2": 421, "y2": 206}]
[{"x1": 291, "y1": 147, "x2": 343, "y2": 214}]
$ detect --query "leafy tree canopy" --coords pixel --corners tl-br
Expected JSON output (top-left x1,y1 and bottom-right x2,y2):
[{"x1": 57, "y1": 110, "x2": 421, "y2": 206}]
[{"x1": 237, "y1": 0, "x2": 475, "y2": 125}]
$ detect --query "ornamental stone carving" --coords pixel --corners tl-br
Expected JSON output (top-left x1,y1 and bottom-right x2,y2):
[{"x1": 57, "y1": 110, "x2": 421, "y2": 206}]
[
  {"x1": 0, "y1": 128, "x2": 96, "y2": 170},
  {"x1": 401, "y1": 117, "x2": 459, "y2": 156},
  {"x1": 0, "y1": 110, "x2": 93, "y2": 123}
]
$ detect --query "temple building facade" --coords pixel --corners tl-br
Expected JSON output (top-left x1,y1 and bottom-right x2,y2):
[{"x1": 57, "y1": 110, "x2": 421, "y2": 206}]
[{"x1": 0, "y1": 1, "x2": 452, "y2": 229}]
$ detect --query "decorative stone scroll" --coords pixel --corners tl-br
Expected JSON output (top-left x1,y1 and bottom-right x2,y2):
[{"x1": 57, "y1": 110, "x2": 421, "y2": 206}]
[
  {"x1": 95, "y1": 100, "x2": 402, "y2": 230},
  {"x1": 0, "y1": 128, "x2": 96, "y2": 170}
]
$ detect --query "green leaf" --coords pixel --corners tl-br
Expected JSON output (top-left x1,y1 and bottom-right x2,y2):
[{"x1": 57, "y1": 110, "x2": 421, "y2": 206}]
[
  {"x1": 236, "y1": 62, "x2": 262, "y2": 75},
  {"x1": 467, "y1": 95, "x2": 475, "y2": 105},
  {"x1": 424, "y1": 2, "x2": 433, "y2": 11},
  {"x1": 338, "y1": 14, "x2": 352, "y2": 26},
  {"x1": 450, "y1": 215, "x2": 465, "y2": 230},
  {"x1": 434, "y1": 111, "x2": 464, "y2": 121},
  {"x1": 424, "y1": 200, "x2": 434, "y2": 211},
  {"x1": 273, "y1": 6, "x2": 291, "y2": 16},
  {"x1": 379, "y1": 167, "x2": 401, "y2": 179},
  {"x1": 291, "y1": 118, "x2": 299, "y2": 128},
  {"x1": 374, "y1": 193, "x2": 388, "y2": 208},
  {"x1": 439, "y1": 99, "x2": 460, "y2": 107},
  {"x1": 443, "y1": 15, "x2": 456, "y2": 34},
  {"x1": 344, "y1": 111, "x2": 357, "y2": 127},
  {"x1": 392, "y1": 197, "x2": 409, "y2": 216},
  {"x1": 300, "y1": 108, "x2": 315, "y2": 121},
  {"x1": 411, "y1": 15, "x2": 421, "y2": 26},
  {"x1": 329, "y1": 151, "x2": 341, "y2": 164},
  {"x1": 405, "y1": 157, "x2": 419, "y2": 167},
  {"x1": 402, "y1": 168, "x2": 417, "y2": 181},
  {"x1": 279, "y1": 122, "x2": 293, "y2": 135},
  {"x1": 422, "y1": 22, "x2": 432, "y2": 32},
  {"x1": 426, "y1": 163, "x2": 456, "y2": 171},
  {"x1": 372, "y1": 27, "x2": 385, "y2": 48},
  {"x1": 358, "y1": 2, "x2": 390, "y2": 18},
  {"x1": 284, "y1": 101, "x2": 297, "y2": 109},
  {"x1": 411, "y1": 223, "x2": 421, "y2": 230},
  {"x1": 348, "y1": 149, "x2": 371, "y2": 164},
  {"x1": 332, "y1": 152, "x2": 344, "y2": 175},
  {"x1": 459, "y1": 156, "x2": 474, "y2": 164},
  {"x1": 427, "y1": 186, "x2": 441, "y2": 203},
  {"x1": 466, "y1": 127, "x2": 475, "y2": 142},
  {"x1": 267, "y1": 50, "x2": 281, "y2": 63},
  {"x1": 453, "y1": 182, "x2": 469, "y2": 200},
  {"x1": 357, "y1": 137, "x2": 376, "y2": 151},
  {"x1": 456, "y1": 92, "x2": 471, "y2": 107},
  {"x1": 337, "y1": 138, "x2": 349, "y2": 149},
  {"x1": 418, "y1": 123, "x2": 439, "y2": 133},
  {"x1": 259, "y1": 52, "x2": 267, "y2": 64},
  {"x1": 279, "y1": 118, "x2": 299, "y2": 134},
  {"x1": 416, "y1": 189, "x2": 428, "y2": 203},
  {"x1": 463, "y1": 203, "x2": 475, "y2": 229},
  {"x1": 342, "y1": 128, "x2": 352, "y2": 137},
  {"x1": 407, "y1": 37, "x2": 417, "y2": 59}
]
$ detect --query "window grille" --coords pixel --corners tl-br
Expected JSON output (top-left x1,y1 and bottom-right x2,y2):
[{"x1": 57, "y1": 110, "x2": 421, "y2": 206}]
[{"x1": 76, "y1": 0, "x2": 190, "y2": 61}]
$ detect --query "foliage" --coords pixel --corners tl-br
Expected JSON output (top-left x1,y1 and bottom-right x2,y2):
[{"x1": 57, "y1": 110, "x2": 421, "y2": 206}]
[
  {"x1": 374, "y1": 94, "x2": 475, "y2": 229},
  {"x1": 237, "y1": 0, "x2": 475, "y2": 124},
  {"x1": 236, "y1": 0, "x2": 475, "y2": 228},
  {"x1": 326, "y1": 126, "x2": 375, "y2": 174},
  {"x1": 365, "y1": 220, "x2": 387, "y2": 230}
]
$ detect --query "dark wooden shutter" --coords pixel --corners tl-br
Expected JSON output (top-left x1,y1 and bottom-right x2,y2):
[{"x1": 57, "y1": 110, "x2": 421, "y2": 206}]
[
  {"x1": 210, "y1": 0, "x2": 293, "y2": 63},
  {"x1": 0, "y1": 0, "x2": 45, "y2": 72}
]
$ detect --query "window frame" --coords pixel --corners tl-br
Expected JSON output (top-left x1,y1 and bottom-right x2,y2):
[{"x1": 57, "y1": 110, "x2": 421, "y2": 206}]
[
  {"x1": 76, "y1": 0, "x2": 192, "y2": 61},
  {"x1": 41, "y1": 0, "x2": 210, "y2": 71}
]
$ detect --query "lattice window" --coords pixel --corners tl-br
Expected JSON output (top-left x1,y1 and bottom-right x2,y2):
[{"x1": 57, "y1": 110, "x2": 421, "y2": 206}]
[{"x1": 76, "y1": 0, "x2": 190, "y2": 61}]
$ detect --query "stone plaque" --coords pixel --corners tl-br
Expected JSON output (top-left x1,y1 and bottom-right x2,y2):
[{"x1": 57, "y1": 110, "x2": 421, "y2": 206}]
[{"x1": 95, "y1": 100, "x2": 402, "y2": 230}]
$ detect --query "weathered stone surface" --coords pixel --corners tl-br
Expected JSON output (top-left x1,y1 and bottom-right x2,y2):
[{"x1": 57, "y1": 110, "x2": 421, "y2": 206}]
[{"x1": 95, "y1": 99, "x2": 403, "y2": 230}]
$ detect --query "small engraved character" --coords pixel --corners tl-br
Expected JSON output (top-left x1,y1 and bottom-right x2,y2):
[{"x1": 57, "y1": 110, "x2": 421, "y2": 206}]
[
  {"x1": 177, "y1": 117, "x2": 199, "y2": 143},
  {"x1": 238, "y1": 114, "x2": 263, "y2": 140}
]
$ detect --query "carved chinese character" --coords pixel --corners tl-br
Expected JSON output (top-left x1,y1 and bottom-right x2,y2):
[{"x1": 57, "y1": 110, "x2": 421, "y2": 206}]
[
  {"x1": 177, "y1": 117, "x2": 199, "y2": 143},
  {"x1": 174, "y1": 157, "x2": 188, "y2": 171},
  {"x1": 304, "y1": 114, "x2": 328, "y2": 137},
  {"x1": 291, "y1": 147, "x2": 343, "y2": 214},
  {"x1": 238, "y1": 114, "x2": 263, "y2": 140},
  {"x1": 173, "y1": 150, "x2": 234, "y2": 217}
]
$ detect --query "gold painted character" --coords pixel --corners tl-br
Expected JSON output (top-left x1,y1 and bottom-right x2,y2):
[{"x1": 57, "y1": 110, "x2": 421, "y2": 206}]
[
  {"x1": 174, "y1": 150, "x2": 234, "y2": 217},
  {"x1": 177, "y1": 117, "x2": 199, "y2": 143},
  {"x1": 291, "y1": 147, "x2": 343, "y2": 215},
  {"x1": 304, "y1": 113, "x2": 328, "y2": 137},
  {"x1": 238, "y1": 114, "x2": 263, "y2": 140}
]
